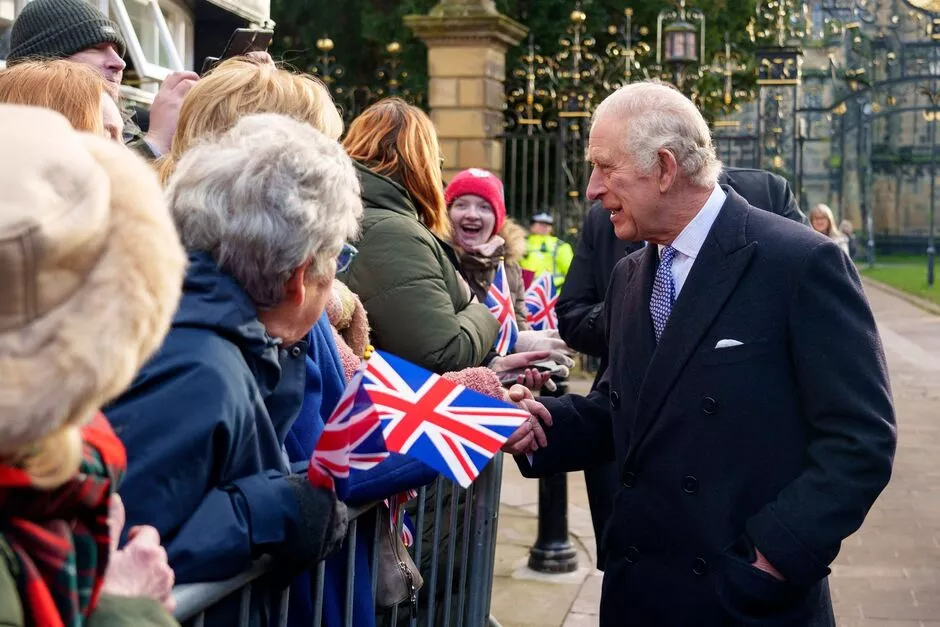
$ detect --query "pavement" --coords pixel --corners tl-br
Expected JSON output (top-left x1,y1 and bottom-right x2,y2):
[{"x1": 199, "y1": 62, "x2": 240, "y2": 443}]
[{"x1": 489, "y1": 280, "x2": 940, "y2": 627}]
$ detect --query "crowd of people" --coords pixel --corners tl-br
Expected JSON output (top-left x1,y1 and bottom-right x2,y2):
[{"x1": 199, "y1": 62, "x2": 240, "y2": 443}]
[{"x1": 0, "y1": 1, "x2": 894, "y2": 627}]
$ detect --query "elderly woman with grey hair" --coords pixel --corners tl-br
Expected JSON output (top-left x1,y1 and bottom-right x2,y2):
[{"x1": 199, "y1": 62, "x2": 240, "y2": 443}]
[{"x1": 104, "y1": 113, "x2": 361, "y2": 623}]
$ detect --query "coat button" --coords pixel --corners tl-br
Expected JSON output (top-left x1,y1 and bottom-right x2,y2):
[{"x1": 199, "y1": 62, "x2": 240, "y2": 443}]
[
  {"x1": 621, "y1": 470, "x2": 637, "y2": 488},
  {"x1": 625, "y1": 546, "x2": 640, "y2": 563},
  {"x1": 290, "y1": 345, "x2": 303, "y2": 358},
  {"x1": 682, "y1": 476, "x2": 699, "y2": 494},
  {"x1": 692, "y1": 557, "x2": 708, "y2": 576},
  {"x1": 610, "y1": 391, "x2": 621, "y2": 409},
  {"x1": 702, "y1": 396, "x2": 718, "y2": 415}
]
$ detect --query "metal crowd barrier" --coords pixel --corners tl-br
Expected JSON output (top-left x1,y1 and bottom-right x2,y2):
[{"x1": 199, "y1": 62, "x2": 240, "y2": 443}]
[{"x1": 171, "y1": 454, "x2": 506, "y2": 627}]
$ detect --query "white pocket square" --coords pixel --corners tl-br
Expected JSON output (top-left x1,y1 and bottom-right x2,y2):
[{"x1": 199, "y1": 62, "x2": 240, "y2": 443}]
[{"x1": 715, "y1": 339, "x2": 744, "y2": 349}]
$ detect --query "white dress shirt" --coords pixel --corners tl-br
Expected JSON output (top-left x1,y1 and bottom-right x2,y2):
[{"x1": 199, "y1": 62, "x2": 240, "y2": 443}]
[{"x1": 658, "y1": 185, "x2": 727, "y2": 298}]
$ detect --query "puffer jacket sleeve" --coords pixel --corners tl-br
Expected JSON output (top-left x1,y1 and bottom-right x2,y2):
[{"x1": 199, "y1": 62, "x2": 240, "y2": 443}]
[{"x1": 346, "y1": 217, "x2": 498, "y2": 374}]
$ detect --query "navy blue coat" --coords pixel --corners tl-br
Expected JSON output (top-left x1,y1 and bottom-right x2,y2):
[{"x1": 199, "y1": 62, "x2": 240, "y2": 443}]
[
  {"x1": 520, "y1": 190, "x2": 895, "y2": 626},
  {"x1": 106, "y1": 252, "x2": 309, "y2": 584},
  {"x1": 555, "y1": 168, "x2": 807, "y2": 570}
]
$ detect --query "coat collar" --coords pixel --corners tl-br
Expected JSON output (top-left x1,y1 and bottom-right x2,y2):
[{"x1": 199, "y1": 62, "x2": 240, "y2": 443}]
[
  {"x1": 175, "y1": 251, "x2": 282, "y2": 397},
  {"x1": 354, "y1": 160, "x2": 420, "y2": 220},
  {"x1": 627, "y1": 187, "x2": 757, "y2": 453}
]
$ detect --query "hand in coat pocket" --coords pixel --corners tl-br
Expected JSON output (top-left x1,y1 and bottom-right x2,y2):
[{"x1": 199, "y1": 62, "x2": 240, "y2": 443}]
[{"x1": 715, "y1": 539, "x2": 813, "y2": 625}]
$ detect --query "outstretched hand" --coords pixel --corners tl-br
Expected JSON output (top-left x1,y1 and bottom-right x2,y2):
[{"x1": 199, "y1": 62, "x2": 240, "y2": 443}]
[
  {"x1": 489, "y1": 351, "x2": 558, "y2": 391},
  {"x1": 515, "y1": 330, "x2": 575, "y2": 368},
  {"x1": 501, "y1": 384, "x2": 553, "y2": 456}
]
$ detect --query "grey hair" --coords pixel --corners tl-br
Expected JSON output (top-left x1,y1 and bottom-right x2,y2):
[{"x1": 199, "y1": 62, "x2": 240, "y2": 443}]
[
  {"x1": 166, "y1": 113, "x2": 362, "y2": 308},
  {"x1": 593, "y1": 81, "x2": 721, "y2": 188}
]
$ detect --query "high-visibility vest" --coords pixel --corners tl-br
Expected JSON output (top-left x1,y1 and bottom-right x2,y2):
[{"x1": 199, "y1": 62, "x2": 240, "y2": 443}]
[{"x1": 520, "y1": 234, "x2": 574, "y2": 287}]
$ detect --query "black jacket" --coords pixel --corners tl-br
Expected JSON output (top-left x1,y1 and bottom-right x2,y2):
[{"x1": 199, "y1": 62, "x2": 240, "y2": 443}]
[
  {"x1": 557, "y1": 168, "x2": 805, "y2": 379},
  {"x1": 519, "y1": 189, "x2": 895, "y2": 626}
]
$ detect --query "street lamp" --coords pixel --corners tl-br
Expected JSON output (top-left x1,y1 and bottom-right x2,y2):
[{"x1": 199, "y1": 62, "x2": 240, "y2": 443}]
[
  {"x1": 656, "y1": 0, "x2": 705, "y2": 91},
  {"x1": 664, "y1": 18, "x2": 699, "y2": 63}
]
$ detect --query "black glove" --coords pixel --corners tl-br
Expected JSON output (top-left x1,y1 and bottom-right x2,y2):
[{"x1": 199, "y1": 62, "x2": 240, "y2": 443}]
[{"x1": 280, "y1": 475, "x2": 348, "y2": 569}]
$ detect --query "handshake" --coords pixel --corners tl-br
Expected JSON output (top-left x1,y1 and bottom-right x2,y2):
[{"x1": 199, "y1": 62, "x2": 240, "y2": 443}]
[{"x1": 501, "y1": 384, "x2": 553, "y2": 456}]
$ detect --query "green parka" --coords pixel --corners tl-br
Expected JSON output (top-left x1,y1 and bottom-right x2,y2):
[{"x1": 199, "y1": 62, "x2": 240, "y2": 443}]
[{"x1": 341, "y1": 162, "x2": 498, "y2": 374}]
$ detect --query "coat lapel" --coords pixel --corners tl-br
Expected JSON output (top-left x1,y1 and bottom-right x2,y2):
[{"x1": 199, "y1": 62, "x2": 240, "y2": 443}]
[
  {"x1": 630, "y1": 189, "x2": 757, "y2": 452},
  {"x1": 616, "y1": 245, "x2": 657, "y2": 395}
]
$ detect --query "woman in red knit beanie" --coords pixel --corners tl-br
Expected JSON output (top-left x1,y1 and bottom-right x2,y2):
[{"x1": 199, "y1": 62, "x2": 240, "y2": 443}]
[{"x1": 445, "y1": 168, "x2": 574, "y2": 371}]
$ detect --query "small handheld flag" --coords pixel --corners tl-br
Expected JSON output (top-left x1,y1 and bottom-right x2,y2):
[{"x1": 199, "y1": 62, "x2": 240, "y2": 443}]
[
  {"x1": 308, "y1": 368, "x2": 388, "y2": 499},
  {"x1": 310, "y1": 350, "x2": 531, "y2": 492},
  {"x1": 364, "y1": 351, "x2": 529, "y2": 488},
  {"x1": 524, "y1": 272, "x2": 559, "y2": 331},
  {"x1": 484, "y1": 260, "x2": 519, "y2": 356}
]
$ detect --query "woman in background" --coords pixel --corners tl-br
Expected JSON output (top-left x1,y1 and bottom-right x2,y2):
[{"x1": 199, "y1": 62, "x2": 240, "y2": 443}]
[
  {"x1": 446, "y1": 168, "x2": 574, "y2": 370},
  {"x1": 840, "y1": 219, "x2": 859, "y2": 259},
  {"x1": 341, "y1": 98, "x2": 499, "y2": 373},
  {"x1": 810, "y1": 203, "x2": 850, "y2": 256}
]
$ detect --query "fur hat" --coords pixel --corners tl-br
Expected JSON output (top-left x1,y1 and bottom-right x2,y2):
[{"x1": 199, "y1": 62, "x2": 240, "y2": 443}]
[
  {"x1": 445, "y1": 168, "x2": 507, "y2": 234},
  {"x1": 0, "y1": 105, "x2": 186, "y2": 459},
  {"x1": 7, "y1": 0, "x2": 126, "y2": 64}
]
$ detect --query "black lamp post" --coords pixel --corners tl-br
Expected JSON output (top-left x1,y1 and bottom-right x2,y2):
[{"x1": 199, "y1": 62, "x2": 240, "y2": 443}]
[{"x1": 657, "y1": 0, "x2": 705, "y2": 92}]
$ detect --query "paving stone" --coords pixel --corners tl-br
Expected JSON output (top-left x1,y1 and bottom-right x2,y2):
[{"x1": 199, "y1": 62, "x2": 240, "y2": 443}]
[
  {"x1": 829, "y1": 285, "x2": 940, "y2": 625},
  {"x1": 569, "y1": 574, "x2": 602, "y2": 615},
  {"x1": 561, "y1": 613, "x2": 600, "y2": 627}
]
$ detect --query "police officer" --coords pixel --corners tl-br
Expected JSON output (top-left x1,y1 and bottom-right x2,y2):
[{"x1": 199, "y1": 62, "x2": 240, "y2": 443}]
[{"x1": 520, "y1": 212, "x2": 574, "y2": 288}]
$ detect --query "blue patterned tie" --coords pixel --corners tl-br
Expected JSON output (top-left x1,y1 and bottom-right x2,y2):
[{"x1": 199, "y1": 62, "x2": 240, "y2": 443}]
[{"x1": 650, "y1": 246, "x2": 678, "y2": 343}]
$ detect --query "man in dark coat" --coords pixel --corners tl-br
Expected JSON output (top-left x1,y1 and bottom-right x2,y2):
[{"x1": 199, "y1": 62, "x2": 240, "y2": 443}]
[
  {"x1": 558, "y1": 170, "x2": 805, "y2": 569},
  {"x1": 509, "y1": 82, "x2": 896, "y2": 626}
]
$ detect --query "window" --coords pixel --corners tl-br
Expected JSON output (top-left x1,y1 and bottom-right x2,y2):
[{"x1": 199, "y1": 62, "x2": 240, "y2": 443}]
[
  {"x1": 115, "y1": 0, "x2": 190, "y2": 72},
  {"x1": 108, "y1": 0, "x2": 189, "y2": 83}
]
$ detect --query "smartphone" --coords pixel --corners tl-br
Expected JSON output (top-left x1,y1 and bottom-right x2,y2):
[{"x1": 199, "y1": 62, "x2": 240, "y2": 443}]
[
  {"x1": 497, "y1": 360, "x2": 567, "y2": 386},
  {"x1": 201, "y1": 28, "x2": 274, "y2": 75}
]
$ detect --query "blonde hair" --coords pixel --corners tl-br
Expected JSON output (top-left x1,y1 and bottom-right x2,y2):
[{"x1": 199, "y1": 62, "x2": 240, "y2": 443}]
[
  {"x1": 157, "y1": 57, "x2": 342, "y2": 184},
  {"x1": 810, "y1": 203, "x2": 843, "y2": 240},
  {"x1": 342, "y1": 98, "x2": 449, "y2": 239},
  {"x1": 0, "y1": 60, "x2": 108, "y2": 135},
  {"x1": 14, "y1": 428, "x2": 83, "y2": 489}
]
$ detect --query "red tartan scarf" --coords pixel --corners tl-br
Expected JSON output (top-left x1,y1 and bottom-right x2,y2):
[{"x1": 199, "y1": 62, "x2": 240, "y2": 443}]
[{"x1": 0, "y1": 414, "x2": 126, "y2": 627}]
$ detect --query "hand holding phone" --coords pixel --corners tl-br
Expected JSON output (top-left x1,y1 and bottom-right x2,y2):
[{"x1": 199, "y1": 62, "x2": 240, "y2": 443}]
[{"x1": 201, "y1": 28, "x2": 274, "y2": 75}]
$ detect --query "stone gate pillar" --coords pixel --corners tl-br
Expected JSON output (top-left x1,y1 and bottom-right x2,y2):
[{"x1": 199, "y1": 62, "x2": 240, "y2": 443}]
[{"x1": 404, "y1": 0, "x2": 526, "y2": 181}]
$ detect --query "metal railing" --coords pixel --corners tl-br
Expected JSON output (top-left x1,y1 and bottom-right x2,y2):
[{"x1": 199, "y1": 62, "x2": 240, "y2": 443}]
[{"x1": 171, "y1": 455, "x2": 506, "y2": 627}]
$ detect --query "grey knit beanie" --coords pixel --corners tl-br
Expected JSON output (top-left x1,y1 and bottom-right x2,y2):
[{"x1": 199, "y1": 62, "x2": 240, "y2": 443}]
[{"x1": 7, "y1": 0, "x2": 126, "y2": 65}]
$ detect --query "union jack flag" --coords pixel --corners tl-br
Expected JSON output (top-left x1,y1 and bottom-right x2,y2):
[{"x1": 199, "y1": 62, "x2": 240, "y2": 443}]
[
  {"x1": 308, "y1": 367, "x2": 389, "y2": 499},
  {"x1": 484, "y1": 260, "x2": 518, "y2": 356},
  {"x1": 385, "y1": 489, "x2": 418, "y2": 547},
  {"x1": 524, "y1": 272, "x2": 559, "y2": 331},
  {"x1": 364, "y1": 351, "x2": 529, "y2": 487}
]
